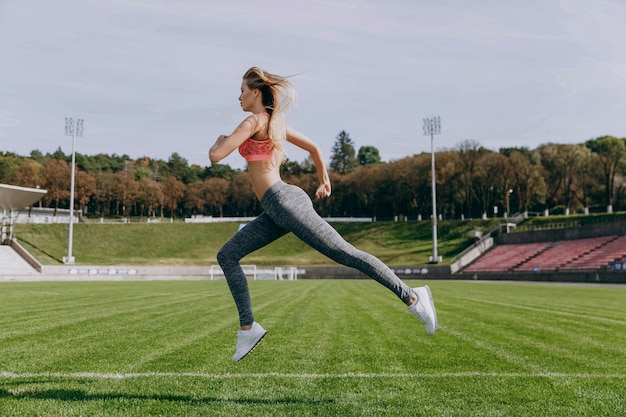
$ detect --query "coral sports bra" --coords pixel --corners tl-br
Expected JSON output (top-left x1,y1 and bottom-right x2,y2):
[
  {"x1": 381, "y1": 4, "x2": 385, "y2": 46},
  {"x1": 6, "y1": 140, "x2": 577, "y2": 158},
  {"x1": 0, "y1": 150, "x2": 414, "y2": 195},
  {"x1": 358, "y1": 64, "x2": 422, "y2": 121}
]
[{"x1": 238, "y1": 137, "x2": 273, "y2": 162}]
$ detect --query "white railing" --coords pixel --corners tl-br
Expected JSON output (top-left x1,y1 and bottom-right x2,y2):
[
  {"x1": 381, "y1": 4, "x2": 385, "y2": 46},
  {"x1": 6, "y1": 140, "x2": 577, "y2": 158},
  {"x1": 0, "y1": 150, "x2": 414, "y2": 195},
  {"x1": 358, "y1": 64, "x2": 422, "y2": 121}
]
[{"x1": 209, "y1": 265, "x2": 303, "y2": 280}]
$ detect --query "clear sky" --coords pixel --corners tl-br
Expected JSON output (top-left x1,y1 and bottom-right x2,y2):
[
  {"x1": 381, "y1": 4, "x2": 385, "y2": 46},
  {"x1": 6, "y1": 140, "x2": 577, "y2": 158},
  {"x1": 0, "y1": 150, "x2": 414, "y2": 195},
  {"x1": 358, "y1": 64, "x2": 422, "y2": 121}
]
[{"x1": 1, "y1": 0, "x2": 625, "y2": 170}]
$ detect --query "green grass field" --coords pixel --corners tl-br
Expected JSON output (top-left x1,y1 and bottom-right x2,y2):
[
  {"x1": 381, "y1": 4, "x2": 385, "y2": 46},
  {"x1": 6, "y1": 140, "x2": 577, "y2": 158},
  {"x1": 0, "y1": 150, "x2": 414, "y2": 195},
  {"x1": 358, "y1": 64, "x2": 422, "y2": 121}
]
[
  {"x1": 13, "y1": 220, "x2": 499, "y2": 266},
  {"x1": 1, "y1": 280, "x2": 624, "y2": 416}
]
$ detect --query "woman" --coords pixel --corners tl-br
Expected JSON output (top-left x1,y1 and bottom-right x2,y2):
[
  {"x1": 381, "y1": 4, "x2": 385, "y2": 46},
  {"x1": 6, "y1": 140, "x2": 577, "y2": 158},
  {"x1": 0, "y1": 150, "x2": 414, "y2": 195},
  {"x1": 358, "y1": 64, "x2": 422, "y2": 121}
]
[{"x1": 209, "y1": 67, "x2": 437, "y2": 362}]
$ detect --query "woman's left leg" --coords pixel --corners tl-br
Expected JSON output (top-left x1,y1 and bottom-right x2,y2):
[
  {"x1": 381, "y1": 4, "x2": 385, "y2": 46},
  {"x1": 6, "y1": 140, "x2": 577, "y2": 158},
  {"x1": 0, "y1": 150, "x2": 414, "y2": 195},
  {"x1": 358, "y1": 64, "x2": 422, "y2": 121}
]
[{"x1": 217, "y1": 212, "x2": 288, "y2": 327}]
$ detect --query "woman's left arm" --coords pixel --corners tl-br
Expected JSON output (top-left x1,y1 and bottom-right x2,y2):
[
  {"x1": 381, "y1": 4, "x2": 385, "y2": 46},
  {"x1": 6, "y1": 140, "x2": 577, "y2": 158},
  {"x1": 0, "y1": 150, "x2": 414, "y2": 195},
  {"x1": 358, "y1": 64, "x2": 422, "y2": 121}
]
[
  {"x1": 209, "y1": 116, "x2": 256, "y2": 163},
  {"x1": 286, "y1": 126, "x2": 331, "y2": 199}
]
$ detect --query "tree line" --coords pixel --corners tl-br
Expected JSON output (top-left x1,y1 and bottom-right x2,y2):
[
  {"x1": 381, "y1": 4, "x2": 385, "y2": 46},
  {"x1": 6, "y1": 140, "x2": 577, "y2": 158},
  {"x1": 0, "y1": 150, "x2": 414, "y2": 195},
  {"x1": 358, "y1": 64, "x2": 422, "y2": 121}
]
[{"x1": 1, "y1": 132, "x2": 625, "y2": 221}]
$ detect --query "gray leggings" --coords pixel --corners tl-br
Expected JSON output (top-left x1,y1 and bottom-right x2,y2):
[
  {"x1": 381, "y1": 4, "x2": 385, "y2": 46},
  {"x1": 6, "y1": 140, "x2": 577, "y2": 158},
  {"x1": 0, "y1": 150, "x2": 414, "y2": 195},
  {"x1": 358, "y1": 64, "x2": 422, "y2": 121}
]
[{"x1": 217, "y1": 181, "x2": 413, "y2": 326}]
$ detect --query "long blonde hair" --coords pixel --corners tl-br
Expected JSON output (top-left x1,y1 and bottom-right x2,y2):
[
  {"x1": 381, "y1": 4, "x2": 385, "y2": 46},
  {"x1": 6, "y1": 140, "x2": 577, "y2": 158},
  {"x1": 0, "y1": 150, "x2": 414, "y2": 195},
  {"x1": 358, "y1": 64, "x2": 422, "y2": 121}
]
[{"x1": 243, "y1": 67, "x2": 295, "y2": 165}]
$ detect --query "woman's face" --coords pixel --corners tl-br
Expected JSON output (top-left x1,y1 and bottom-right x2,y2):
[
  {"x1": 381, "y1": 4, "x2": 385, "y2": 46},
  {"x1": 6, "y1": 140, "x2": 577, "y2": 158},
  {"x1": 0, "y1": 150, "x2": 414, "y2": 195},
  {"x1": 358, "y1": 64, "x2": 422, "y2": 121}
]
[{"x1": 239, "y1": 81, "x2": 256, "y2": 112}]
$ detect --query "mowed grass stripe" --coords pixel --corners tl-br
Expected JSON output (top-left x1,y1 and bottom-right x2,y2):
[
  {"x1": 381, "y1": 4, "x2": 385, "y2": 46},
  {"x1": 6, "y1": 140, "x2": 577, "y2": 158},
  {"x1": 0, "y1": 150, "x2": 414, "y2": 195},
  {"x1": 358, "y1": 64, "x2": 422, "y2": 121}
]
[
  {"x1": 463, "y1": 296, "x2": 626, "y2": 325},
  {"x1": 427, "y1": 282, "x2": 626, "y2": 375},
  {"x1": 0, "y1": 282, "x2": 228, "y2": 337},
  {"x1": 2, "y1": 371, "x2": 623, "y2": 379},
  {"x1": 0, "y1": 281, "x2": 238, "y2": 373}
]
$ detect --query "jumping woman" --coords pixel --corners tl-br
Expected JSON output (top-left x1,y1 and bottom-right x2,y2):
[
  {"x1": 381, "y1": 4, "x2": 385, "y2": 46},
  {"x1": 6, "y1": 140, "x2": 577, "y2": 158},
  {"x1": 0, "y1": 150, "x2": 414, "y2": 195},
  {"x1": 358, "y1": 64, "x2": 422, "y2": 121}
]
[{"x1": 209, "y1": 67, "x2": 437, "y2": 362}]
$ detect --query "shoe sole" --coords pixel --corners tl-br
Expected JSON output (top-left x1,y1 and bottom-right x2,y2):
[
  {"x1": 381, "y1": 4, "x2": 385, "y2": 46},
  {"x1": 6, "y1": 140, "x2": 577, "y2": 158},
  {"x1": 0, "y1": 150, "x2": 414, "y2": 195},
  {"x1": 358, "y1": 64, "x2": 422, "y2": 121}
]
[
  {"x1": 233, "y1": 330, "x2": 267, "y2": 362},
  {"x1": 423, "y1": 285, "x2": 438, "y2": 334}
]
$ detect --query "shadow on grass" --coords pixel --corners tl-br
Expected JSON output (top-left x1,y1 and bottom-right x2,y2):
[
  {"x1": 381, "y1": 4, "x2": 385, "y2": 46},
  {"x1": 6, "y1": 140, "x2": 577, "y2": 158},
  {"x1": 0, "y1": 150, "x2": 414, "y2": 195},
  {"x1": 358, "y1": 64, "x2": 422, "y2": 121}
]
[
  {"x1": 16, "y1": 237, "x2": 62, "y2": 264},
  {"x1": 0, "y1": 388, "x2": 335, "y2": 406}
]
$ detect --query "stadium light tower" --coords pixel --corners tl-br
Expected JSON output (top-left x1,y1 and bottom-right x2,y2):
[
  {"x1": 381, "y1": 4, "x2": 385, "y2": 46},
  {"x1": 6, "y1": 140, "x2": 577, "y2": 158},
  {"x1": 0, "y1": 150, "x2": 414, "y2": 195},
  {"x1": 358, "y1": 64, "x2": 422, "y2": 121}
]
[
  {"x1": 423, "y1": 116, "x2": 442, "y2": 263},
  {"x1": 63, "y1": 117, "x2": 84, "y2": 265}
]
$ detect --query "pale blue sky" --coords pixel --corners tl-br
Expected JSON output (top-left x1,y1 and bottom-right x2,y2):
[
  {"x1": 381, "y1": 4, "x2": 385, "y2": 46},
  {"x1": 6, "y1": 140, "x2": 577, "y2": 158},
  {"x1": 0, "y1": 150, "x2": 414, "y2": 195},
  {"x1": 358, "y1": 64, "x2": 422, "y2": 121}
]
[{"x1": 1, "y1": 0, "x2": 625, "y2": 170}]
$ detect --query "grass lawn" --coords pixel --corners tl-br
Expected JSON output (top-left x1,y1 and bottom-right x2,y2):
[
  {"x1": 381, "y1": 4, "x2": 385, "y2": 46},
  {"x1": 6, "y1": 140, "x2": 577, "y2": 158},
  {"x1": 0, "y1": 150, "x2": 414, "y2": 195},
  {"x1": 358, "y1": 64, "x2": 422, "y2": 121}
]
[
  {"x1": 13, "y1": 220, "x2": 500, "y2": 266},
  {"x1": 0, "y1": 280, "x2": 624, "y2": 416}
]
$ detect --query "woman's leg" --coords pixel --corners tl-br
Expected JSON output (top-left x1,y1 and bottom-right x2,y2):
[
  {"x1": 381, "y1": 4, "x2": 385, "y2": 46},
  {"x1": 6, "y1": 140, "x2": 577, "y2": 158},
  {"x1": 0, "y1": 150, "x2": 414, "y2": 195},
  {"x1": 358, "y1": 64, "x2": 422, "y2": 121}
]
[
  {"x1": 262, "y1": 182, "x2": 414, "y2": 304},
  {"x1": 217, "y1": 213, "x2": 288, "y2": 327}
]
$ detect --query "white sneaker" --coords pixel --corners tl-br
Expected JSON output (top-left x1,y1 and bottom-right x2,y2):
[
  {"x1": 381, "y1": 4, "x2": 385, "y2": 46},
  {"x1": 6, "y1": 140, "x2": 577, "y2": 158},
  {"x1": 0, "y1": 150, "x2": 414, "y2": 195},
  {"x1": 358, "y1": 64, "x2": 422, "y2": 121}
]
[
  {"x1": 408, "y1": 286, "x2": 437, "y2": 335},
  {"x1": 232, "y1": 322, "x2": 267, "y2": 362}
]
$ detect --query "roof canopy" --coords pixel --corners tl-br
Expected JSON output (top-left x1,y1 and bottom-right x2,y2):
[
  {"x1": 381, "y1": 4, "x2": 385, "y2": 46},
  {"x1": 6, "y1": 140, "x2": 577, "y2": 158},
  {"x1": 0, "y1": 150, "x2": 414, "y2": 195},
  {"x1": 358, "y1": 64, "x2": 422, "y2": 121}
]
[{"x1": 0, "y1": 183, "x2": 47, "y2": 211}]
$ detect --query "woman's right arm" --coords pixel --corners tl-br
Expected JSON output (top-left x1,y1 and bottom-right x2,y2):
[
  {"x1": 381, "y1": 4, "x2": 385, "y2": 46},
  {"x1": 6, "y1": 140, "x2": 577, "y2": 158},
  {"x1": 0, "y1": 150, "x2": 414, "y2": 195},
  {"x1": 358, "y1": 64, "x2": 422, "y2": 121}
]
[
  {"x1": 209, "y1": 116, "x2": 256, "y2": 163},
  {"x1": 286, "y1": 126, "x2": 331, "y2": 198}
]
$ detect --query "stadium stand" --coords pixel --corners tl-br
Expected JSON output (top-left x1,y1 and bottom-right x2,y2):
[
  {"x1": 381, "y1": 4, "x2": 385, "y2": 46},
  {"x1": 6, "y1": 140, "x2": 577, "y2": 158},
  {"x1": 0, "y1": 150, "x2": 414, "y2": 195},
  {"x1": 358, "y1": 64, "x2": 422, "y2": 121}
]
[
  {"x1": 512, "y1": 235, "x2": 616, "y2": 272},
  {"x1": 462, "y1": 241, "x2": 552, "y2": 273},
  {"x1": 560, "y1": 234, "x2": 626, "y2": 271},
  {"x1": 463, "y1": 234, "x2": 626, "y2": 273}
]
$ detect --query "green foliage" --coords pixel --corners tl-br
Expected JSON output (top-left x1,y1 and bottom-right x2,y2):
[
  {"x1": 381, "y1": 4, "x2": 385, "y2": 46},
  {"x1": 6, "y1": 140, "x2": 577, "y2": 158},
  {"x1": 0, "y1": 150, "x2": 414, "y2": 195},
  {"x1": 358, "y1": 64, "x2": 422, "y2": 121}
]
[
  {"x1": 0, "y1": 281, "x2": 623, "y2": 416},
  {"x1": 204, "y1": 163, "x2": 238, "y2": 180},
  {"x1": 330, "y1": 130, "x2": 358, "y2": 174},
  {"x1": 3, "y1": 133, "x2": 626, "y2": 220},
  {"x1": 357, "y1": 145, "x2": 381, "y2": 166}
]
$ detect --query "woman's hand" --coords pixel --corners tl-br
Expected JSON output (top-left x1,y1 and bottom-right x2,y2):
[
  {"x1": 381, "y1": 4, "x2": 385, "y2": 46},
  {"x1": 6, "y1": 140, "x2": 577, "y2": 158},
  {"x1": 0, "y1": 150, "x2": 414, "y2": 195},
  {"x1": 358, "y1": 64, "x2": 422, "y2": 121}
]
[{"x1": 315, "y1": 182, "x2": 332, "y2": 199}]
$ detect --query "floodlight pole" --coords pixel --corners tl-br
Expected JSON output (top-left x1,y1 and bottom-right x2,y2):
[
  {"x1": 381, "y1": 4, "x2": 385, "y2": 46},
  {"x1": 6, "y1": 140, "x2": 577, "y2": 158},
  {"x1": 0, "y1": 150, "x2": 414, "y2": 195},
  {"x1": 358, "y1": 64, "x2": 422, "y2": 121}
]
[
  {"x1": 423, "y1": 116, "x2": 442, "y2": 263},
  {"x1": 63, "y1": 117, "x2": 84, "y2": 265}
]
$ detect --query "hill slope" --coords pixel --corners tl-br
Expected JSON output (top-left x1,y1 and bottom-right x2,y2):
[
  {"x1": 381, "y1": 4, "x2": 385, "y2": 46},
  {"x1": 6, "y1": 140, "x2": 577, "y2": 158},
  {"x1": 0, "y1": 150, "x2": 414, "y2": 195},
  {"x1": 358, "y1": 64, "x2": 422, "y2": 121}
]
[{"x1": 14, "y1": 220, "x2": 500, "y2": 266}]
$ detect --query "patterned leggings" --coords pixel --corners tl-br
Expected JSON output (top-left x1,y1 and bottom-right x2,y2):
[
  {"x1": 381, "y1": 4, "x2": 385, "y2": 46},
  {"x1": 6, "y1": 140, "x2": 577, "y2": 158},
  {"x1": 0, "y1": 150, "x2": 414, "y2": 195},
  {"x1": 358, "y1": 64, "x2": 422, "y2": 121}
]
[{"x1": 217, "y1": 181, "x2": 413, "y2": 326}]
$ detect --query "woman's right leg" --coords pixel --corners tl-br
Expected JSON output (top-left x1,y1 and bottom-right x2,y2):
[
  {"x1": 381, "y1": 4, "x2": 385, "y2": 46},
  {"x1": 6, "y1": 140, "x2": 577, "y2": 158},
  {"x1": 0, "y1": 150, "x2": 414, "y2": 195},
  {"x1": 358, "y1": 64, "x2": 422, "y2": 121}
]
[
  {"x1": 217, "y1": 213, "x2": 288, "y2": 327},
  {"x1": 262, "y1": 182, "x2": 413, "y2": 303}
]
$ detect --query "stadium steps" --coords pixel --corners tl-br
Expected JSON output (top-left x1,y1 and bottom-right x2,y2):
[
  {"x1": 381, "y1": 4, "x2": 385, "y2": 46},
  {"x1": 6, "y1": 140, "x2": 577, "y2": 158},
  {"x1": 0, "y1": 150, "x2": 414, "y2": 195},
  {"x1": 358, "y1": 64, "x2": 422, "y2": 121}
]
[
  {"x1": 462, "y1": 242, "x2": 552, "y2": 273},
  {"x1": 560, "y1": 234, "x2": 626, "y2": 270},
  {"x1": 512, "y1": 235, "x2": 615, "y2": 272},
  {"x1": 463, "y1": 235, "x2": 626, "y2": 273},
  {"x1": 0, "y1": 245, "x2": 39, "y2": 275}
]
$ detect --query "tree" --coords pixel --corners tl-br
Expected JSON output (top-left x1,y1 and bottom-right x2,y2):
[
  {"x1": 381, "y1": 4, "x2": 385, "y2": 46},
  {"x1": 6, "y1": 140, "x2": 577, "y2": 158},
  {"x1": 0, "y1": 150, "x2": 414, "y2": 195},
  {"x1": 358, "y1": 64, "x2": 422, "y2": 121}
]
[
  {"x1": 204, "y1": 163, "x2": 237, "y2": 180},
  {"x1": 113, "y1": 171, "x2": 138, "y2": 217},
  {"x1": 50, "y1": 147, "x2": 68, "y2": 162},
  {"x1": 329, "y1": 131, "x2": 358, "y2": 174},
  {"x1": 205, "y1": 177, "x2": 230, "y2": 217},
  {"x1": 357, "y1": 146, "x2": 381, "y2": 166},
  {"x1": 168, "y1": 152, "x2": 191, "y2": 183},
  {"x1": 456, "y1": 139, "x2": 486, "y2": 218},
  {"x1": 228, "y1": 171, "x2": 258, "y2": 216},
  {"x1": 507, "y1": 150, "x2": 546, "y2": 213},
  {"x1": 184, "y1": 181, "x2": 208, "y2": 215},
  {"x1": 475, "y1": 152, "x2": 511, "y2": 218},
  {"x1": 432, "y1": 150, "x2": 463, "y2": 219},
  {"x1": 161, "y1": 176, "x2": 185, "y2": 218},
  {"x1": 585, "y1": 136, "x2": 626, "y2": 208},
  {"x1": 538, "y1": 143, "x2": 588, "y2": 213},
  {"x1": 94, "y1": 172, "x2": 116, "y2": 218},
  {"x1": 345, "y1": 163, "x2": 384, "y2": 218},
  {"x1": 280, "y1": 159, "x2": 305, "y2": 177},
  {"x1": 137, "y1": 178, "x2": 163, "y2": 218},
  {"x1": 0, "y1": 152, "x2": 20, "y2": 183},
  {"x1": 75, "y1": 170, "x2": 97, "y2": 215},
  {"x1": 41, "y1": 158, "x2": 70, "y2": 213},
  {"x1": 11, "y1": 159, "x2": 44, "y2": 188},
  {"x1": 577, "y1": 147, "x2": 598, "y2": 210},
  {"x1": 30, "y1": 150, "x2": 45, "y2": 163}
]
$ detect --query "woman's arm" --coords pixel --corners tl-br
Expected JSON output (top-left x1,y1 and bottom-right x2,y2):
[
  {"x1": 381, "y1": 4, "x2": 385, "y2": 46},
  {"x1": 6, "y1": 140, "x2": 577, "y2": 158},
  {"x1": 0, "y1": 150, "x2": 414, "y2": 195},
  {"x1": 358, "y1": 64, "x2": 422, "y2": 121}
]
[
  {"x1": 286, "y1": 126, "x2": 331, "y2": 198},
  {"x1": 208, "y1": 116, "x2": 257, "y2": 163}
]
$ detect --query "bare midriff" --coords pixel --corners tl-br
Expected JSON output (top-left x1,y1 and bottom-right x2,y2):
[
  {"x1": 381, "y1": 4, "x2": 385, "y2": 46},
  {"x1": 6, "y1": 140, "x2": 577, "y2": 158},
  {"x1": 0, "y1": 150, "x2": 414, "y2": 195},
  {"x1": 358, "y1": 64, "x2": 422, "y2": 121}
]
[{"x1": 248, "y1": 161, "x2": 282, "y2": 200}]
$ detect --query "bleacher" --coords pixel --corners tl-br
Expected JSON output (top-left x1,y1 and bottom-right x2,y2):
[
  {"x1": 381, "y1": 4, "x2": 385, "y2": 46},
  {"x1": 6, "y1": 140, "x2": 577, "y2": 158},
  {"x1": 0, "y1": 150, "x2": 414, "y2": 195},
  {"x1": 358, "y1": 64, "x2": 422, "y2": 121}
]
[
  {"x1": 463, "y1": 235, "x2": 626, "y2": 273},
  {"x1": 462, "y1": 242, "x2": 552, "y2": 273},
  {"x1": 512, "y1": 236, "x2": 615, "y2": 272},
  {"x1": 559, "y1": 235, "x2": 626, "y2": 271}
]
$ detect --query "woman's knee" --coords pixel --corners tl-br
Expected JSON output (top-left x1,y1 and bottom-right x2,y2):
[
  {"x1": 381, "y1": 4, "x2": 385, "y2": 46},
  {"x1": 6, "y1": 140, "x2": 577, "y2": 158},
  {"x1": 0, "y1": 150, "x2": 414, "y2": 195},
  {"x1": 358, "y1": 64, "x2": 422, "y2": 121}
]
[{"x1": 217, "y1": 244, "x2": 238, "y2": 268}]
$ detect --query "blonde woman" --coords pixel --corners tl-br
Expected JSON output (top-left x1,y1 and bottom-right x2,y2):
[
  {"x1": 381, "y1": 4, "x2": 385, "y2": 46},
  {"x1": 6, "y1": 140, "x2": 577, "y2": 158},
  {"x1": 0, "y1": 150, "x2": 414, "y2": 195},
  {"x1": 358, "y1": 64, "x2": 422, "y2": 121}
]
[{"x1": 209, "y1": 67, "x2": 437, "y2": 362}]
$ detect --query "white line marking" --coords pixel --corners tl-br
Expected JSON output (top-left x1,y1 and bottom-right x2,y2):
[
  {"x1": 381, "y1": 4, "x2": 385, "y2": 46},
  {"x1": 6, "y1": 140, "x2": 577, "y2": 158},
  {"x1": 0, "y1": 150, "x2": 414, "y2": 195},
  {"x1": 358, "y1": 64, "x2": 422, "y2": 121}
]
[{"x1": 1, "y1": 372, "x2": 623, "y2": 380}]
